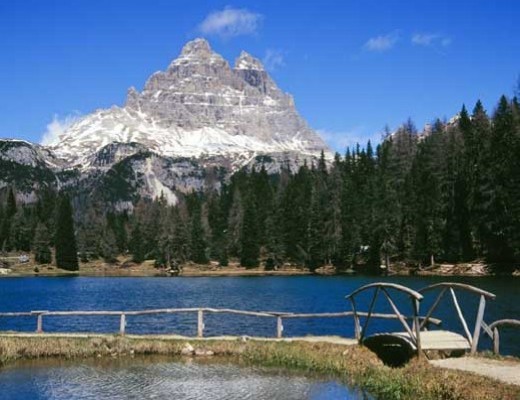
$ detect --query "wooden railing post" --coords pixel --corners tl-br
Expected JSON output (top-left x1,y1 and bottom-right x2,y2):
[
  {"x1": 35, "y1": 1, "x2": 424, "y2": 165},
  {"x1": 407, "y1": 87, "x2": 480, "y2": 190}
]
[
  {"x1": 449, "y1": 288, "x2": 472, "y2": 345},
  {"x1": 360, "y1": 287, "x2": 380, "y2": 342},
  {"x1": 413, "y1": 298, "x2": 422, "y2": 356},
  {"x1": 197, "y1": 309, "x2": 204, "y2": 338},
  {"x1": 36, "y1": 313, "x2": 43, "y2": 334},
  {"x1": 119, "y1": 313, "x2": 126, "y2": 336},
  {"x1": 493, "y1": 327, "x2": 500, "y2": 354},
  {"x1": 276, "y1": 316, "x2": 283, "y2": 338},
  {"x1": 471, "y1": 295, "x2": 486, "y2": 354},
  {"x1": 350, "y1": 298, "x2": 361, "y2": 342},
  {"x1": 488, "y1": 320, "x2": 520, "y2": 355}
]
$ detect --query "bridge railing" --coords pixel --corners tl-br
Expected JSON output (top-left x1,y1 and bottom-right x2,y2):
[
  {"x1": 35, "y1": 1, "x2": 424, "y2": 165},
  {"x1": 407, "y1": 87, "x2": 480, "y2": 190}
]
[
  {"x1": 418, "y1": 282, "x2": 496, "y2": 354},
  {"x1": 488, "y1": 319, "x2": 520, "y2": 355},
  {"x1": 0, "y1": 307, "x2": 439, "y2": 339},
  {"x1": 345, "y1": 283, "x2": 426, "y2": 354}
]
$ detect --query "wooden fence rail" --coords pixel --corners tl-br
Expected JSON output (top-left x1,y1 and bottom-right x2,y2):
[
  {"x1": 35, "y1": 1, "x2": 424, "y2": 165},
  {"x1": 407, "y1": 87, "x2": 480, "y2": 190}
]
[{"x1": 0, "y1": 307, "x2": 441, "y2": 339}]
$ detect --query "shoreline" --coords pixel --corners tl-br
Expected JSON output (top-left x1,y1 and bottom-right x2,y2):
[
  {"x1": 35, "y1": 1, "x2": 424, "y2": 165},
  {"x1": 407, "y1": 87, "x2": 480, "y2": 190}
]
[
  {"x1": 0, "y1": 334, "x2": 518, "y2": 399},
  {"x1": 1, "y1": 257, "x2": 519, "y2": 278}
]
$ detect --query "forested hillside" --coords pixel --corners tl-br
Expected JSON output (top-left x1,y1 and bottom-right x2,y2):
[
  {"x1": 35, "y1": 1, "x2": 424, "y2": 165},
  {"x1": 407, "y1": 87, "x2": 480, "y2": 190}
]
[{"x1": 1, "y1": 94, "x2": 519, "y2": 272}]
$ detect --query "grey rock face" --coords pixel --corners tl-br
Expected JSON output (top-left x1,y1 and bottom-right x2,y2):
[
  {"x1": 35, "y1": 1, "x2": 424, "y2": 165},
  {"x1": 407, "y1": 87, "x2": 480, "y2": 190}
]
[
  {"x1": 86, "y1": 142, "x2": 148, "y2": 169},
  {"x1": 129, "y1": 39, "x2": 322, "y2": 144},
  {"x1": 0, "y1": 140, "x2": 58, "y2": 201},
  {"x1": 50, "y1": 38, "x2": 330, "y2": 168}
]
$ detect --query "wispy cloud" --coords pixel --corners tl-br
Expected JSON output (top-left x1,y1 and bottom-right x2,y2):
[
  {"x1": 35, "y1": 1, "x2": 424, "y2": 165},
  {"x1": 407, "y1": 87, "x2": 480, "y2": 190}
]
[
  {"x1": 364, "y1": 32, "x2": 399, "y2": 52},
  {"x1": 40, "y1": 113, "x2": 81, "y2": 146},
  {"x1": 412, "y1": 33, "x2": 452, "y2": 47},
  {"x1": 317, "y1": 128, "x2": 382, "y2": 153},
  {"x1": 198, "y1": 7, "x2": 263, "y2": 39},
  {"x1": 263, "y1": 49, "x2": 285, "y2": 71}
]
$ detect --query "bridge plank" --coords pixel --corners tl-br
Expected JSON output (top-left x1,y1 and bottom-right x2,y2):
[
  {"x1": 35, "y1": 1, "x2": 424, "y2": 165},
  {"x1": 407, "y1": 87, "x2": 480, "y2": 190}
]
[{"x1": 383, "y1": 330, "x2": 471, "y2": 351}]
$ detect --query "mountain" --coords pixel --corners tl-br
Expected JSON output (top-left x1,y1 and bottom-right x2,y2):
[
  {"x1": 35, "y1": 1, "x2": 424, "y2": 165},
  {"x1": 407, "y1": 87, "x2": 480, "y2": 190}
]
[
  {"x1": 47, "y1": 38, "x2": 330, "y2": 169},
  {"x1": 0, "y1": 38, "x2": 331, "y2": 208}
]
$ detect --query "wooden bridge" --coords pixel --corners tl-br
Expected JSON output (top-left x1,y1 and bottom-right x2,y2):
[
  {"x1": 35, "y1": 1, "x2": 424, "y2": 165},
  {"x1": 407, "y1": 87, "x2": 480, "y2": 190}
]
[
  {"x1": 0, "y1": 281, "x2": 517, "y2": 361},
  {"x1": 345, "y1": 282, "x2": 510, "y2": 363}
]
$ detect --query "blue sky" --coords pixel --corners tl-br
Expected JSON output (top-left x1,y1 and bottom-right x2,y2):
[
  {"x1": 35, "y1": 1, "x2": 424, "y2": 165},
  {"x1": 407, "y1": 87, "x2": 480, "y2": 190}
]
[{"x1": 0, "y1": 0, "x2": 519, "y2": 152}]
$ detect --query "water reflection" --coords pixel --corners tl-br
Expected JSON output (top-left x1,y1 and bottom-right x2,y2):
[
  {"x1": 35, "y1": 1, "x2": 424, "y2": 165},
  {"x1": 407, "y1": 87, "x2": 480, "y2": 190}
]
[{"x1": 0, "y1": 357, "x2": 370, "y2": 400}]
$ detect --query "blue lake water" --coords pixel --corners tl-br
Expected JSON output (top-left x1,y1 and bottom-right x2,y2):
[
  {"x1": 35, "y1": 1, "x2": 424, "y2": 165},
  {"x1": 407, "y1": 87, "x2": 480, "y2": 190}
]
[
  {"x1": 0, "y1": 358, "x2": 370, "y2": 400},
  {"x1": 0, "y1": 275, "x2": 518, "y2": 356}
]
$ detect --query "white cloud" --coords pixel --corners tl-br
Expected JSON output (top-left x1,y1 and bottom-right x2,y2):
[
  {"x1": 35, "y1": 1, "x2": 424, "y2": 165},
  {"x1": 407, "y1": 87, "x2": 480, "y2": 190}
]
[
  {"x1": 412, "y1": 33, "x2": 451, "y2": 47},
  {"x1": 364, "y1": 32, "x2": 399, "y2": 52},
  {"x1": 198, "y1": 7, "x2": 263, "y2": 39},
  {"x1": 263, "y1": 49, "x2": 285, "y2": 71},
  {"x1": 317, "y1": 128, "x2": 382, "y2": 153},
  {"x1": 40, "y1": 113, "x2": 81, "y2": 146}
]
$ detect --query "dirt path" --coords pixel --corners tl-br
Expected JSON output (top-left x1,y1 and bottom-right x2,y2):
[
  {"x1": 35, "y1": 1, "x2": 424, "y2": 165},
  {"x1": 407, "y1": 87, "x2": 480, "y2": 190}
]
[{"x1": 430, "y1": 357, "x2": 520, "y2": 386}]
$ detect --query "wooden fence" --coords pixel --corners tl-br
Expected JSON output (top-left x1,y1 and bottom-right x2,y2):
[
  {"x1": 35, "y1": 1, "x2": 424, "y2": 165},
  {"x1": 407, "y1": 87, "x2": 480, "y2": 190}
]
[{"x1": 0, "y1": 307, "x2": 439, "y2": 339}]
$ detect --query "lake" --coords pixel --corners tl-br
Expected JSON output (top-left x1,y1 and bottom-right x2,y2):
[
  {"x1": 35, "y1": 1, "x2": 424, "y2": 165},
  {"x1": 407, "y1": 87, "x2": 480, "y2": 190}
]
[
  {"x1": 0, "y1": 357, "x2": 370, "y2": 400},
  {"x1": 0, "y1": 275, "x2": 518, "y2": 356}
]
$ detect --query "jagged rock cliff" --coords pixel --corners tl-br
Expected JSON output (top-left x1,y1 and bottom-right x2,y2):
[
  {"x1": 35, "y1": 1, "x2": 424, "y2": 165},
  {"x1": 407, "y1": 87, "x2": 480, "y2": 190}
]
[
  {"x1": 0, "y1": 39, "x2": 331, "y2": 208},
  {"x1": 49, "y1": 38, "x2": 329, "y2": 168}
]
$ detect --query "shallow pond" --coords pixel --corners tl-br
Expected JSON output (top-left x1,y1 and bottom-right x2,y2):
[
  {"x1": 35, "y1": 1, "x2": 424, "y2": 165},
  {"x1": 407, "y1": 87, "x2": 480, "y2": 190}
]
[{"x1": 0, "y1": 357, "x2": 369, "y2": 400}]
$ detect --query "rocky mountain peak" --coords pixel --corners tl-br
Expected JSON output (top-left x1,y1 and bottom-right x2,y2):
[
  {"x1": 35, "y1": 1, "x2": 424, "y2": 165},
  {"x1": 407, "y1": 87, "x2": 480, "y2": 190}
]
[
  {"x1": 180, "y1": 38, "x2": 212, "y2": 56},
  {"x1": 169, "y1": 38, "x2": 227, "y2": 69},
  {"x1": 125, "y1": 86, "x2": 140, "y2": 109},
  {"x1": 234, "y1": 51, "x2": 265, "y2": 71},
  {"x1": 46, "y1": 38, "x2": 331, "y2": 170}
]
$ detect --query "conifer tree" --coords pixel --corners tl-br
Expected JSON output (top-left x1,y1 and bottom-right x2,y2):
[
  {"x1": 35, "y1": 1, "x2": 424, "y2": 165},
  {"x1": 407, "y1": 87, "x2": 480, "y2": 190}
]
[
  {"x1": 33, "y1": 222, "x2": 52, "y2": 264},
  {"x1": 470, "y1": 100, "x2": 492, "y2": 257},
  {"x1": 171, "y1": 208, "x2": 190, "y2": 264},
  {"x1": 226, "y1": 188, "x2": 244, "y2": 257},
  {"x1": 190, "y1": 205, "x2": 208, "y2": 264},
  {"x1": 0, "y1": 204, "x2": 3, "y2": 252},
  {"x1": 100, "y1": 227, "x2": 118, "y2": 263},
  {"x1": 55, "y1": 194, "x2": 79, "y2": 271},
  {"x1": 129, "y1": 222, "x2": 144, "y2": 263},
  {"x1": 240, "y1": 195, "x2": 260, "y2": 268},
  {"x1": 0, "y1": 187, "x2": 17, "y2": 251},
  {"x1": 9, "y1": 209, "x2": 33, "y2": 252}
]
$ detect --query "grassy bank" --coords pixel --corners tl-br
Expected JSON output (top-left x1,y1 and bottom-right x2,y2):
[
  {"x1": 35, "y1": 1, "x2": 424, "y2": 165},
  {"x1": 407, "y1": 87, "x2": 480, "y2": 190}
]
[
  {"x1": 5, "y1": 251, "x2": 520, "y2": 277},
  {"x1": 0, "y1": 335, "x2": 518, "y2": 399},
  {"x1": 0, "y1": 255, "x2": 313, "y2": 277}
]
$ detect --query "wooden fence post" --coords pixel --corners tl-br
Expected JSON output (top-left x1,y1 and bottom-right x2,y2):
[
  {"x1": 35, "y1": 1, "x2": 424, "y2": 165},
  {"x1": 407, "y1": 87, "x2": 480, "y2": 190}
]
[
  {"x1": 276, "y1": 316, "x2": 283, "y2": 338},
  {"x1": 413, "y1": 298, "x2": 422, "y2": 357},
  {"x1": 119, "y1": 313, "x2": 126, "y2": 336},
  {"x1": 493, "y1": 327, "x2": 500, "y2": 354},
  {"x1": 471, "y1": 295, "x2": 486, "y2": 355},
  {"x1": 197, "y1": 309, "x2": 204, "y2": 338},
  {"x1": 350, "y1": 298, "x2": 361, "y2": 342},
  {"x1": 36, "y1": 313, "x2": 43, "y2": 334}
]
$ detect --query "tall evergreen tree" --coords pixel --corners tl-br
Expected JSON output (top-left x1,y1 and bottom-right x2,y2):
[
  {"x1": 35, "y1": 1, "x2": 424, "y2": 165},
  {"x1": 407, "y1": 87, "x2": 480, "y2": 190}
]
[
  {"x1": 240, "y1": 195, "x2": 260, "y2": 268},
  {"x1": 189, "y1": 202, "x2": 208, "y2": 264},
  {"x1": 54, "y1": 194, "x2": 79, "y2": 271},
  {"x1": 33, "y1": 222, "x2": 52, "y2": 264},
  {"x1": 129, "y1": 222, "x2": 144, "y2": 263},
  {"x1": 100, "y1": 226, "x2": 118, "y2": 263},
  {"x1": 0, "y1": 187, "x2": 17, "y2": 251}
]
